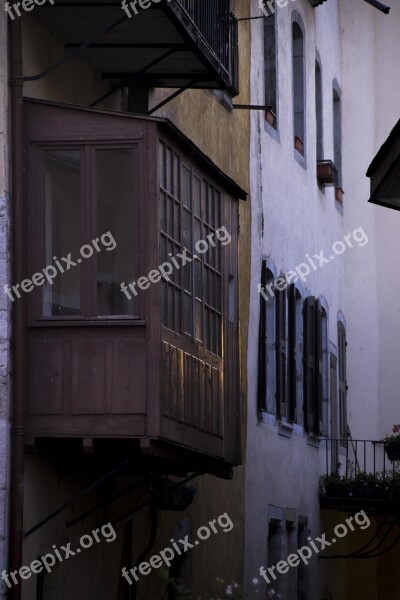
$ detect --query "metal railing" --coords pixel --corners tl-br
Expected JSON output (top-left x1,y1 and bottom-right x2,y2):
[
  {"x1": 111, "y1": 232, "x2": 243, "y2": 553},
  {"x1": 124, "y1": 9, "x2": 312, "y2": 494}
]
[
  {"x1": 175, "y1": 0, "x2": 238, "y2": 89},
  {"x1": 322, "y1": 438, "x2": 400, "y2": 501}
]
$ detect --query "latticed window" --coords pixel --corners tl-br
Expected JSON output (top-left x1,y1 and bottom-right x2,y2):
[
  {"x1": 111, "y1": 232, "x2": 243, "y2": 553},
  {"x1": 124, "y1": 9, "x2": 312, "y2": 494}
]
[{"x1": 159, "y1": 141, "x2": 223, "y2": 356}]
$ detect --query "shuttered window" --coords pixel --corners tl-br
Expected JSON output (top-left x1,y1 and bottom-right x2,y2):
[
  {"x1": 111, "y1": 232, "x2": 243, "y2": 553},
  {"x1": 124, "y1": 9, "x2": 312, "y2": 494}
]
[
  {"x1": 287, "y1": 284, "x2": 297, "y2": 422},
  {"x1": 276, "y1": 285, "x2": 287, "y2": 418},
  {"x1": 258, "y1": 260, "x2": 267, "y2": 413},
  {"x1": 303, "y1": 296, "x2": 323, "y2": 433},
  {"x1": 338, "y1": 322, "x2": 347, "y2": 438}
]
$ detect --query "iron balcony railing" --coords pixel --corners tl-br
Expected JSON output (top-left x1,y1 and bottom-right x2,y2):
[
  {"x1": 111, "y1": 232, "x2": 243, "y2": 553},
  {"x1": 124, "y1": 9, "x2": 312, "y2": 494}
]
[
  {"x1": 175, "y1": 0, "x2": 238, "y2": 91},
  {"x1": 321, "y1": 438, "x2": 400, "y2": 503}
]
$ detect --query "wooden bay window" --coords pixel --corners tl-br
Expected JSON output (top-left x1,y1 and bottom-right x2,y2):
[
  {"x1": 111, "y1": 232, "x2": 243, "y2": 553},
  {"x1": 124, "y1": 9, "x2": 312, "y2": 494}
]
[{"x1": 24, "y1": 99, "x2": 244, "y2": 471}]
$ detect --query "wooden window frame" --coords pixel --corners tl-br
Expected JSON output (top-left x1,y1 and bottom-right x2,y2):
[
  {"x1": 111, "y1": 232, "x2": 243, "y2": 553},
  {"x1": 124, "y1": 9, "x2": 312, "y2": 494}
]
[{"x1": 28, "y1": 141, "x2": 141, "y2": 322}]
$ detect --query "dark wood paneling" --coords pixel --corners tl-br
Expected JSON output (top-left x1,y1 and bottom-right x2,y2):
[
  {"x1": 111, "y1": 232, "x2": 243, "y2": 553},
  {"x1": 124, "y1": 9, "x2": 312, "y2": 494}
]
[
  {"x1": 71, "y1": 340, "x2": 106, "y2": 415},
  {"x1": 28, "y1": 339, "x2": 64, "y2": 415},
  {"x1": 161, "y1": 339, "x2": 224, "y2": 458},
  {"x1": 27, "y1": 327, "x2": 148, "y2": 438}
]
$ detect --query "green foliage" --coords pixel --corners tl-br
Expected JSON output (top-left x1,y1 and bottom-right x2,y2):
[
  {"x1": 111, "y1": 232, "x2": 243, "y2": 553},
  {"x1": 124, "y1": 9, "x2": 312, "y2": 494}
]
[{"x1": 160, "y1": 572, "x2": 263, "y2": 599}]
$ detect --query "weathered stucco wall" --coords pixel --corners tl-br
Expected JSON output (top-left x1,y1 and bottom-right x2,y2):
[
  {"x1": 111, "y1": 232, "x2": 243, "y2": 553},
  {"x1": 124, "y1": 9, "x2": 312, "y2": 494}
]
[
  {"x1": 246, "y1": 1, "x2": 347, "y2": 598},
  {"x1": 0, "y1": 7, "x2": 11, "y2": 598}
]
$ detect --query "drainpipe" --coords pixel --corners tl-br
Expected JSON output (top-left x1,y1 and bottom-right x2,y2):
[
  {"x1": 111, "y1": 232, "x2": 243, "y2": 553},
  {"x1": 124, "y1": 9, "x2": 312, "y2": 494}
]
[{"x1": 8, "y1": 15, "x2": 25, "y2": 600}]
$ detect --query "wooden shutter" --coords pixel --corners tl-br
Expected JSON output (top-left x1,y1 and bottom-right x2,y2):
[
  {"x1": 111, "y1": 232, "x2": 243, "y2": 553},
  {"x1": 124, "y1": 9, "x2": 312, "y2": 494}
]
[
  {"x1": 304, "y1": 296, "x2": 316, "y2": 431},
  {"x1": 276, "y1": 285, "x2": 287, "y2": 418},
  {"x1": 288, "y1": 283, "x2": 297, "y2": 422},
  {"x1": 315, "y1": 299, "x2": 323, "y2": 435},
  {"x1": 338, "y1": 323, "x2": 347, "y2": 438},
  {"x1": 304, "y1": 297, "x2": 324, "y2": 434},
  {"x1": 258, "y1": 260, "x2": 267, "y2": 412}
]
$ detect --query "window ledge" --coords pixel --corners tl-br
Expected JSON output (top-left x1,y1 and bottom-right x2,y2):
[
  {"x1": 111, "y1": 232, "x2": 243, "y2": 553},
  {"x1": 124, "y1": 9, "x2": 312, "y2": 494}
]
[
  {"x1": 278, "y1": 421, "x2": 294, "y2": 438},
  {"x1": 307, "y1": 433, "x2": 321, "y2": 448},
  {"x1": 28, "y1": 318, "x2": 146, "y2": 328},
  {"x1": 294, "y1": 148, "x2": 306, "y2": 170}
]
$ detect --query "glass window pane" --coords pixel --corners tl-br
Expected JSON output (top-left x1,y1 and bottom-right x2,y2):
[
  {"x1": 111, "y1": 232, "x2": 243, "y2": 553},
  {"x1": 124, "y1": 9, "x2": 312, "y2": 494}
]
[
  {"x1": 215, "y1": 190, "x2": 221, "y2": 228},
  {"x1": 96, "y1": 149, "x2": 135, "y2": 316},
  {"x1": 175, "y1": 288, "x2": 181, "y2": 333},
  {"x1": 173, "y1": 153, "x2": 180, "y2": 198},
  {"x1": 209, "y1": 186, "x2": 214, "y2": 226},
  {"x1": 183, "y1": 262, "x2": 192, "y2": 293},
  {"x1": 216, "y1": 314, "x2": 221, "y2": 355},
  {"x1": 161, "y1": 280, "x2": 168, "y2": 326},
  {"x1": 160, "y1": 192, "x2": 166, "y2": 233},
  {"x1": 193, "y1": 176, "x2": 201, "y2": 217},
  {"x1": 165, "y1": 196, "x2": 172, "y2": 237},
  {"x1": 168, "y1": 284, "x2": 174, "y2": 330},
  {"x1": 174, "y1": 201, "x2": 181, "y2": 242},
  {"x1": 183, "y1": 293, "x2": 193, "y2": 336},
  {"x1": 194, "y1": 300, "x2": 203, "y2": 342},
  {"x1": 194, "y1": 218, "x2": 201, "y2": 248},
  {"x1": 43, "y1": 150, "x2": 81, "y2": 317},
  {"x1": 183, "y1": 208, "x2": 191, "y2": 250},
  {"x1": 159, "y1": 142, "x2": 165, "y2": 189},
  {"x1": 166, "y1": 148, "x2": 173, "y2": 194},
  {"x1": 194, "y1": 259, "x2": 202, "y2": 299},
  {"x1": 204, "y1": 306, "x2": 210, "y2": 350},
  {"x1": 182, "y1": 166, "x2": 191, "y2": 209}
]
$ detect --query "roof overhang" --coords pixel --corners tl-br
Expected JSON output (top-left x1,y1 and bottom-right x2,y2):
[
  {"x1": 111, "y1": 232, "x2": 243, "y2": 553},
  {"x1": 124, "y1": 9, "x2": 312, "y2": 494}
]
[
  {"x1": 27, "y1": 0, "x2": 237, "y2": 94},
  {"x1": 367, "y1": 118, "x2": 400, "y2": 211}
]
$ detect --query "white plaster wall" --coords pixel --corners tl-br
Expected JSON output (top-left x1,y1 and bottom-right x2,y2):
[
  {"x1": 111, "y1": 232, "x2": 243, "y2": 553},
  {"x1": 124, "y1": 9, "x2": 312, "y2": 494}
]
[
  {"x1": 245, "y1": 1, "x2": 347, "y2": 597},
  {"x1": 0, "y1": 7, "x2": 11, "y2": 598},
  {"x1": 340, "y1": 0, "x2": 400, "y2": 442}
]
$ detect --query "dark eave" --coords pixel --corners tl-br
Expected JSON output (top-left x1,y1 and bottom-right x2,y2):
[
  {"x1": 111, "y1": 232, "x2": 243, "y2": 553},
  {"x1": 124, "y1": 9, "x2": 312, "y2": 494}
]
[{"x1": 367, "y1": 118, "x2": 400, "y2": 210}]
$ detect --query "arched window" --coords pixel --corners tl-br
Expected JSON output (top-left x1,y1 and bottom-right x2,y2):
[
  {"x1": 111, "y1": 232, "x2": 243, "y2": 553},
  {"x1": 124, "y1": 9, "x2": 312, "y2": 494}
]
[
  {"x1": 315, "y1": 59, "x2": 323, "y2": 160},
  {"x1": 258, "y1": 261, "x2": 276, "y2": 415},
  {"x1": 264, "y1": 8, "x2": 277, "y2": 127},
  {"x1": 292, "y1": 21, "x2": 305, "y2": 154}
]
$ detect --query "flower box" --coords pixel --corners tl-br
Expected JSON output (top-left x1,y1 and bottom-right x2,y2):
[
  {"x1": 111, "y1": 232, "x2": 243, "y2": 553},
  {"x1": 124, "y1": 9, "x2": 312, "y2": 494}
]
[
  {"x1": 385, "y1": 445, "x2": 400, "y2": 461},
  {"x1": 294, "y1": 135, "x2": 304, "y2": 155},
  {"x1": 335, "y1": 186, "x2": 344, "y2": 203},
  {"x1": 317, "y1": 159, "x2": 338, "y2": 186},
  {"x1": 265, "y1": 107, "x2": 276, "y2": 127}
]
